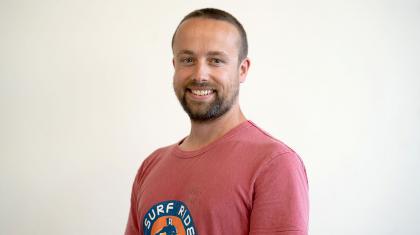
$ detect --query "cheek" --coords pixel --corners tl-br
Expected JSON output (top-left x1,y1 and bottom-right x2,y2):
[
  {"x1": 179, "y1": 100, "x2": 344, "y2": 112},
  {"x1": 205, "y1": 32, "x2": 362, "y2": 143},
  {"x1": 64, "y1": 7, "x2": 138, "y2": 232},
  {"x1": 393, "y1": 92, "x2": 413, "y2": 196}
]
[
  {"x1": 172, "y1": 78, "x2": 183, "y2": 92},
  {"x1": 173, "y1": 72, "x2": 188, "y2": 94},
  {"x1": 173, "y1": 68, "x2": 191, "y2": 82},
  {"x1": 215, "y1": 69, "x2": 239, "y2": 86}
]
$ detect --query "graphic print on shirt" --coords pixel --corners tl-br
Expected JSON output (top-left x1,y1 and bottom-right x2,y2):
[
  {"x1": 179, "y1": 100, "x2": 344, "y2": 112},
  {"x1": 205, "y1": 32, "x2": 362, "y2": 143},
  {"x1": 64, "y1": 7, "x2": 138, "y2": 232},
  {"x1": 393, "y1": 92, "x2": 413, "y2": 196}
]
[{"x1": 143, "y1": 200, "x2": 197, "y2": 235}]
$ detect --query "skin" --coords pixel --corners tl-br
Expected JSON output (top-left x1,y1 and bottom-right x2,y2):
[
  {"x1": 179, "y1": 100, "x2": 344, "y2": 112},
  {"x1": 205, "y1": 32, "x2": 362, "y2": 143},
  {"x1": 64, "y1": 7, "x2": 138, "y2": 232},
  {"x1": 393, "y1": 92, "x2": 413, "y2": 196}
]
[{"x1": 172, "y1": 18, "x2": 251, "y2": 151}]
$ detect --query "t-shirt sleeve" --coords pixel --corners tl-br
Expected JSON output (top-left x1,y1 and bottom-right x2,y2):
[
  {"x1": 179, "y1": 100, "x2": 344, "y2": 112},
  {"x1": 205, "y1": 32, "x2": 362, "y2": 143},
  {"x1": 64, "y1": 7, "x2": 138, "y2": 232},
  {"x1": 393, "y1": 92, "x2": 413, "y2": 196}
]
[
  {"x1": 249, "y1": 151, "x2": 309, "y2": 235},
  {"x1": 125, "y1": 161, "x2": 147, "y2": 235}
]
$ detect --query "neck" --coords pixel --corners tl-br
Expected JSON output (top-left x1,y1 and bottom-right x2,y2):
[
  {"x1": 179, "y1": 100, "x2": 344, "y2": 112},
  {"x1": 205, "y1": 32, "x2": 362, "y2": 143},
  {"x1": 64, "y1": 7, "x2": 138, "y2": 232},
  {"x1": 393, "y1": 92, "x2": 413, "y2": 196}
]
[{"x1": 179, "y1": 104, "x2": 246, "y2": 151}]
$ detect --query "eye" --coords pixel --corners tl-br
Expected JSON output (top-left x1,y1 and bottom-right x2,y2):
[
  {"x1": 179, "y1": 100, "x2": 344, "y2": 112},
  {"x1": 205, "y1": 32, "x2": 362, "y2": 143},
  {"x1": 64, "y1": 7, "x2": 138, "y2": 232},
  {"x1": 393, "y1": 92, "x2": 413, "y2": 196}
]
[
  {"x1": 180, "y1": 57, "x2": 194, "y2": 64},
  {"x1": 209, "y1": 58, "x2": 224, "y2": 65}
]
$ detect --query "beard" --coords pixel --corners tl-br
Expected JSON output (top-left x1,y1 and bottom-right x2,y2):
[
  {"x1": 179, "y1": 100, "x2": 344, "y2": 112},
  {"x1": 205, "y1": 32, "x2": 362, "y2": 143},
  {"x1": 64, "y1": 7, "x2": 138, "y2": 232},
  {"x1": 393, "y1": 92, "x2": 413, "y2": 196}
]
[{"x1": 175, "y1": 80, "x2": 239, "y2": 122}]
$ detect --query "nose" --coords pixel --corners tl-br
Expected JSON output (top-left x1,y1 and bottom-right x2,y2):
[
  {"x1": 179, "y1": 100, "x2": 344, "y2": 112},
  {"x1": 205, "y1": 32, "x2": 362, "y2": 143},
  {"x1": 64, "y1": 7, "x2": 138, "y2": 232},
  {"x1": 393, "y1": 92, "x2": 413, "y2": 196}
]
[{"x1": 191, "y1": 59, "x2": 209, "y2": 82}]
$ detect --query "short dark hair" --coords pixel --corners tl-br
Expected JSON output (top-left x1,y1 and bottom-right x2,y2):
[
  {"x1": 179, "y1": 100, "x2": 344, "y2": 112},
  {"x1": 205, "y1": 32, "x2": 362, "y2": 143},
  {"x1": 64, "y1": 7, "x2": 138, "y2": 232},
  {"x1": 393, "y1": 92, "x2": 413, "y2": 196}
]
[{"x1": 171, "y1": 8, "x2": 248, "y2": 62}]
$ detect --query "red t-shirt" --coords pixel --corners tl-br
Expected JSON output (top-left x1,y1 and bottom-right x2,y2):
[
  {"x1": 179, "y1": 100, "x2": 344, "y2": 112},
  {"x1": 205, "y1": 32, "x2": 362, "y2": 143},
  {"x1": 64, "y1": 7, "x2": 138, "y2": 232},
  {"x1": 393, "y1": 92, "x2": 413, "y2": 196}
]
[{"x1": 125, "y1": 120, "x2": 309, "y2": 235}]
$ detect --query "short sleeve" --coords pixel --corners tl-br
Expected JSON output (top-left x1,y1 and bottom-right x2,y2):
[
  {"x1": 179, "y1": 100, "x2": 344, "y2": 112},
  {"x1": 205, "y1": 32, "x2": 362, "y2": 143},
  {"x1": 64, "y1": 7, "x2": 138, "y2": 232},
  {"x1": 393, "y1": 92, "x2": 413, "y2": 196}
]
[
  {"x1": 124, "y1": 161, "x2": 148, "y2": 235},
  {"x1": 250, "y1": 151, "x2": 309, "y2": 235}
]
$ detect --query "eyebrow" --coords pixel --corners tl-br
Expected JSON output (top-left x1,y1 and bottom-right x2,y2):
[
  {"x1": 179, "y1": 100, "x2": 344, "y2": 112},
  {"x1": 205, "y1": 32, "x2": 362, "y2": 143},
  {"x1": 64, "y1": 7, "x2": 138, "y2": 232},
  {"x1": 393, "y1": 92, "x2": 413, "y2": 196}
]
[
  {"x1": 176, "y1": 50, "x2": 194, "y2": 56},
  {"x1": 207, "y1": 51, "x2": 229, "y2": 57},
  {"x1": 176, "y1": 50, "x2": 229, "y2": 57}
]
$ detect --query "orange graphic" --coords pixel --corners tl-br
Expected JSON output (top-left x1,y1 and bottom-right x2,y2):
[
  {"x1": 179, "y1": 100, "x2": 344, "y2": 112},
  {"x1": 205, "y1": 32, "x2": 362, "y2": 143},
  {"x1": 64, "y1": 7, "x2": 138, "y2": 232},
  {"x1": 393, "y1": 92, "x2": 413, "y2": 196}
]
[{"x1": 151, "y1": 216, "x2": 186, "y2": 235}]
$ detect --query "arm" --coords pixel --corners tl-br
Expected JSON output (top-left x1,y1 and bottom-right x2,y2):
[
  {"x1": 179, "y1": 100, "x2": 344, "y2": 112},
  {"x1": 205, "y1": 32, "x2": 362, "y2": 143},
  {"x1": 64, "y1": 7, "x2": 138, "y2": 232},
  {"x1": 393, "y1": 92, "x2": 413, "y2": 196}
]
[
  {"x1": 125, "y1": 178, "x2": 140, "y2": 235},
  {"x1": 125, "y1": 161, "x2": 148, "y2": 235},
  {"x1": 249, "y1": 152, "x2": 309, "y2": 235}
]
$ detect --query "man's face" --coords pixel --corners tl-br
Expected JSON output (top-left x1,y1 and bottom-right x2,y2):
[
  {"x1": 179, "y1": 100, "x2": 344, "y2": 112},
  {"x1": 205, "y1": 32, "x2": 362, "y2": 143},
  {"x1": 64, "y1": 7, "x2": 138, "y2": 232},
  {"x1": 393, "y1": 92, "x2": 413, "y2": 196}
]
[{"x1": 172, "y1": 18, "x2": 247, "y2": 122}]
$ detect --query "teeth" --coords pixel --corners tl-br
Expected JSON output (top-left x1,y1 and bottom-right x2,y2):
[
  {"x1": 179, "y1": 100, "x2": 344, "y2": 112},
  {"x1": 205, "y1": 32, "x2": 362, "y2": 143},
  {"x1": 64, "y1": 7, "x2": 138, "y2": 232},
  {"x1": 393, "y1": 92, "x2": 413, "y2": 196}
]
[{"x1": 191, "y1": 89, "x2": 213, "y2": 96}]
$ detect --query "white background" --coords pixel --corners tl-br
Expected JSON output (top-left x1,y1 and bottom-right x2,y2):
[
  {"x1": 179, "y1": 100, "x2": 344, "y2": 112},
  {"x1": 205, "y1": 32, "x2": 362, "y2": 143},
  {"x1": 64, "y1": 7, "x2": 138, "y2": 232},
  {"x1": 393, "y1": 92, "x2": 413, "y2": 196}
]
[{"x1": 1, "y1": 0, "x2": 419, "y2": 234}]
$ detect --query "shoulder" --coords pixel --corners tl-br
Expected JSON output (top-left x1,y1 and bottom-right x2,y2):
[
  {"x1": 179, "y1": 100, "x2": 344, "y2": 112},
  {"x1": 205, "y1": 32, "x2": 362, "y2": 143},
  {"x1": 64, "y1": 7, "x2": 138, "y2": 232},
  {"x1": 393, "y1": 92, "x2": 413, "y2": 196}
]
[
  {"x1": 140, "y1": 144, "x2": 174, "y2": 171},
  {"x1": 133, "y1": 144, "x2": 175, "y2": 182},
  {"x1": 234, "y1": 120, "x2": 298, "y2": 158},
  {"x1": 220, "y1": 121, "x2": 306, "y2": 179}
]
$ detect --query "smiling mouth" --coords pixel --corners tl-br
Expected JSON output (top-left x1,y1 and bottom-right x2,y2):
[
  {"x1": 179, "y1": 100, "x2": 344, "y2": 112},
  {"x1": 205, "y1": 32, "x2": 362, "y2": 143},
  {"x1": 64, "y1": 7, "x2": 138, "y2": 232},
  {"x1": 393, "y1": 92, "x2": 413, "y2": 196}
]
[
  {"x1": 186, "y1": 88, "x2": 215, "y2": 97},
  {"x1": 190, "y1": 89, "x2": 214, "y2": 96}
]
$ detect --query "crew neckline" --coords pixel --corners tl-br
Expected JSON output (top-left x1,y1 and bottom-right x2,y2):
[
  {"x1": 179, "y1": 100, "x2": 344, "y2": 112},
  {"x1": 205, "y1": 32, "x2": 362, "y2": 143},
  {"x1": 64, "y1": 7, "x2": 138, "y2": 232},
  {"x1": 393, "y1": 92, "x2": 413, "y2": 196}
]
[{"x1": 172, "y1": 120, "x2": 253, "y2": 159}]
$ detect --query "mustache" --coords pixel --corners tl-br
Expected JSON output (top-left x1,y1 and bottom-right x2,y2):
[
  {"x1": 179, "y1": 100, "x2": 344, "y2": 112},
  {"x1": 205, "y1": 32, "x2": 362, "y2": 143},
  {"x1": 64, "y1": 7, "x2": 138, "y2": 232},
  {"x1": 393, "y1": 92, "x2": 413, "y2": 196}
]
[{"x1": 186, "y1": 81, "x2": 216, "y2": 89}]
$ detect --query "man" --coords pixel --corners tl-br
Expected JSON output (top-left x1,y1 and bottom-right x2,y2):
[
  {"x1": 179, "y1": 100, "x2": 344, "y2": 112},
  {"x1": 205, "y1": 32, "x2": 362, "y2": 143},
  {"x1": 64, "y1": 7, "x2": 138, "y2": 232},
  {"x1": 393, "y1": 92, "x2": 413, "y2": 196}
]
[{"x1": 125, "y1": 8, "x2": 309, "y2": 235}]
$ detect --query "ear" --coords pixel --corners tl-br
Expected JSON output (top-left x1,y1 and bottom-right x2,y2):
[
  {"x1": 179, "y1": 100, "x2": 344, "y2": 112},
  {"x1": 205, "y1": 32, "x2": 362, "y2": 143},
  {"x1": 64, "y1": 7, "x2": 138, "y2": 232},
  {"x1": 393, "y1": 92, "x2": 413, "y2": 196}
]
[
  {"x1": 238, "y1": 57, "x2": 251, "y2": 83},
  {"x1": 172, "y1": 58, "x2": 175, "y2": 68}
]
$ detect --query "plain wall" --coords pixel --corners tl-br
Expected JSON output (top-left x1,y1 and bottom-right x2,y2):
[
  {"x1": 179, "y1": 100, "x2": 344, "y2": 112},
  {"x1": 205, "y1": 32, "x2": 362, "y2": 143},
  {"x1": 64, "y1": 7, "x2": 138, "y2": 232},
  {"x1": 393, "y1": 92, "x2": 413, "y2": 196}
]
[{"x1": 1, "y1": 0, "x2": 419, "y2": 234}]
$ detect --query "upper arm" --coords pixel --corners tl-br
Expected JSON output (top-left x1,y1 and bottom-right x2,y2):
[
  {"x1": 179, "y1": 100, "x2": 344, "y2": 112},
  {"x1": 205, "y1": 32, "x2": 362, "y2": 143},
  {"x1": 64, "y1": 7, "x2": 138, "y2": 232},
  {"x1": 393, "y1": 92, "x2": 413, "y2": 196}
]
[
  {"x1": 249, "y1": 152, "x2": 309, "y2": 235},
  {"x1": 125, "y1": 160, "x2": 150, "y2": 235}
]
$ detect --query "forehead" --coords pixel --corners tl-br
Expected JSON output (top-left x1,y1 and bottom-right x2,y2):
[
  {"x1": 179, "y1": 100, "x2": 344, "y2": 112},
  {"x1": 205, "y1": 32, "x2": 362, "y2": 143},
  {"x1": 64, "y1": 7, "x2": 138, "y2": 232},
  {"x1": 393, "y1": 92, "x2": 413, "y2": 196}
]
[{"x1": 173, "y1": 18, "x2": 240, "y2": 56}]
